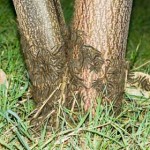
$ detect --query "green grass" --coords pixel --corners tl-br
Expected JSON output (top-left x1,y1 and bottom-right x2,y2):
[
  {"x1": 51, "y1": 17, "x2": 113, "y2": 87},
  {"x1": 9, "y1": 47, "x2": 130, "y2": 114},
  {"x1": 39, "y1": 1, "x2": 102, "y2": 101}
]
[
  {"x1": 61, "y1": 0, "x2": 74, "y2": 23},
  {"x1": 127, "y1": 0, "x2": 150, "y2": 71},
  {"x1": 0, "y1": 0, "x2": 150, "y2": 149}
]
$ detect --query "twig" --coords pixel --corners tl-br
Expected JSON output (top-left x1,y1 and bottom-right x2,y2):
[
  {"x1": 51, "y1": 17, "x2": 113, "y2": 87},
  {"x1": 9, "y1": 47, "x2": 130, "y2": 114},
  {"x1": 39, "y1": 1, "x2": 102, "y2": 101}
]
[
  {"x1": 32, "y1": 84, "x2": 61, "y2": 118},
  {"x1": 133, "y1": 60, "x2": 150, "y2": 70}
]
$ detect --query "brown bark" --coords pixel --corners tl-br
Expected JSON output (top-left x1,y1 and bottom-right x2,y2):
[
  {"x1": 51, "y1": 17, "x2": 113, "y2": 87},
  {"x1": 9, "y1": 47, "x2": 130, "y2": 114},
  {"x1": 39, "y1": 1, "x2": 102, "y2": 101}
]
[
  {"x1": 72, "y1": 0, "x2": 133, "y2": 112},
  {"x1": 12, "y1": 0, "x2": 67, "y2": 126},
  {"x1": 12, "y1": 0, "x2": 133, "y2": 129}
]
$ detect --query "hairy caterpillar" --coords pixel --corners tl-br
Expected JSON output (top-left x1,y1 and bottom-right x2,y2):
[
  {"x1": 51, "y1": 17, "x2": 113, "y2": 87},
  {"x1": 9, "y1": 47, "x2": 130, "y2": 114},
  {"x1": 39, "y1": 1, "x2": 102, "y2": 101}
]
[
  {"x1": 127, "y1": 72, "x2": 150, "y2": 91},
  {"x1": 126, "y1": 72, "x2": 150, "y2": 98}
]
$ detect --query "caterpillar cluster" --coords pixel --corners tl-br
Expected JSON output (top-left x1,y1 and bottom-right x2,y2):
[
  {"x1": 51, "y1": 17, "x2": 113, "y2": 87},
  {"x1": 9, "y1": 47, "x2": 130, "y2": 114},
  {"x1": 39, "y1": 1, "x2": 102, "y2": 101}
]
[{"x1": 127, "y1": 72, "x2": 150, "y2": 91}]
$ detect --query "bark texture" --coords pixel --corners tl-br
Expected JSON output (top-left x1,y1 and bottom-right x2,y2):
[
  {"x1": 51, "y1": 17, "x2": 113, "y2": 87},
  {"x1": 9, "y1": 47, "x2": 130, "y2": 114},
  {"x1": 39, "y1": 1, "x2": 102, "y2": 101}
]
[
  {"x1": 12, "y1": 0, "x2": 133, "y2": 129},
  {"x1": 12, "y1": 0, "x2": 68, "y2": 126},
  {"x1": 72, "y1": 0, "x2": 133, "y2": 112}
]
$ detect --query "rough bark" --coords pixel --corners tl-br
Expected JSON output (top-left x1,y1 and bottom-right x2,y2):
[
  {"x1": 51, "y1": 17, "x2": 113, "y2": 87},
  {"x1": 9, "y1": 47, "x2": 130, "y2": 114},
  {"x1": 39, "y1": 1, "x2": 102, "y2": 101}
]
[
  {"x1": 72, "y1": 0, "x2": 133, "y2": 113},
  {"x1": 12, "y1": 0, "x2": 68, "y2": 126},
  {"x1": 12, "y1": 0, "x2": 133, "y2": 129}
]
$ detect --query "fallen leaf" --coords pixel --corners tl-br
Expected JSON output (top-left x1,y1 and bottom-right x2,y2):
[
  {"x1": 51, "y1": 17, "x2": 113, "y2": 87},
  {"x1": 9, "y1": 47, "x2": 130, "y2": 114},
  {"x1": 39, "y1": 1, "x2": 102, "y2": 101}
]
[{"x1": 0, "y1": 69, "x2": 8, "y2": 88}]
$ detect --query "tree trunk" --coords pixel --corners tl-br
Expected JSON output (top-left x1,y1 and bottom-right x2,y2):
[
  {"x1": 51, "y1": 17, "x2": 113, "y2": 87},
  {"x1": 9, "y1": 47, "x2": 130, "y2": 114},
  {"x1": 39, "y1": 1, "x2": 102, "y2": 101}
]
[
  {"x1": 12, "y1": 0, "x2": 68, "y2": 126},
  {"x1": 12, "y1": 0, "x2": 133, "y2": 128},
  {"x1": 72, "y1": 0, "x2": 133, "y2": 113}
]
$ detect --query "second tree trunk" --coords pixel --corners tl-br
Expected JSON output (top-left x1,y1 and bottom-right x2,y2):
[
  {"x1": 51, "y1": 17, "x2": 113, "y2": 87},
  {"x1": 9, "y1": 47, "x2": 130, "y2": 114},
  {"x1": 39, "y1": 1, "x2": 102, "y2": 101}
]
[{"x1": 72, "y1": 0, "x2": 133, "y2": 112}]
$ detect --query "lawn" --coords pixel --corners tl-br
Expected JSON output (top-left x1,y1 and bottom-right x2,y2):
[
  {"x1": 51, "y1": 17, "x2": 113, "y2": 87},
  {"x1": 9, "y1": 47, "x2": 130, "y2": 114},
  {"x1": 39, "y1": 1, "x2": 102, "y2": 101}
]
[{"x1": 0, "y1": 0, "x2": 150, "y2": 149}]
